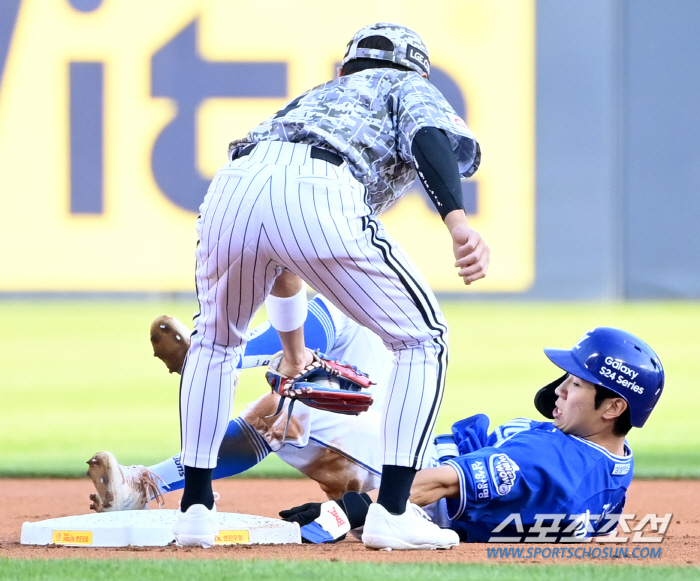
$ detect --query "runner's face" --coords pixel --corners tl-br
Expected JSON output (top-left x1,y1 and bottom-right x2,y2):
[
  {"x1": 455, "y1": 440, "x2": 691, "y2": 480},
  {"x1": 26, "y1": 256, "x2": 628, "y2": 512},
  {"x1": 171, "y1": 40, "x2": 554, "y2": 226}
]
[{"x1": 552, "y1": 374, "x2": 600, "y2": 436}]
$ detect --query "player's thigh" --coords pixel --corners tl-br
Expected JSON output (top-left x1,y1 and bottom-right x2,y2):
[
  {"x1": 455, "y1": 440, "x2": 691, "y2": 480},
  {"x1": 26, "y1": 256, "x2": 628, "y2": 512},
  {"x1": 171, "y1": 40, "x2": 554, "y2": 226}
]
[
  {"x1": 195, "y1": 165, "x2": 279, "y2": 346},
  {"x1": 267, "y1": 178, "x2": 446, "y2": 349}
]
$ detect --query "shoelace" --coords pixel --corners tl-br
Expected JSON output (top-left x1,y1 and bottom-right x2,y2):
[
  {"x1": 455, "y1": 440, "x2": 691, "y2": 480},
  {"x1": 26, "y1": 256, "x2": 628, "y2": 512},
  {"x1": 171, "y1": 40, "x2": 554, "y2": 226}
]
[
  {"x1": 126, "y1": 465, "x2": 166, "y2": 508},
  {"x1": 409, "y1": 503, "x2": 433, "y2": 522}
]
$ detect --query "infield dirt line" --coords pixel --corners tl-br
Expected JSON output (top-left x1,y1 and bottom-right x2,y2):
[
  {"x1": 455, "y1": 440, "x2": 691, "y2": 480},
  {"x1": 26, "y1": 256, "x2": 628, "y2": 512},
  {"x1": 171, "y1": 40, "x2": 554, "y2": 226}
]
[{"x1": 1, "y1": 478, "x2": 697, "y2": 565}]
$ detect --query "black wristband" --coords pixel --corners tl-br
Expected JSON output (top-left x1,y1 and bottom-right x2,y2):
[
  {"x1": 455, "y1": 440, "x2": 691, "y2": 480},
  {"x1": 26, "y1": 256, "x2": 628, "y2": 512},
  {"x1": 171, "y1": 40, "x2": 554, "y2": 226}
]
[{"x1": 338, "y1": 491, "x2": 372, "y2": 529}]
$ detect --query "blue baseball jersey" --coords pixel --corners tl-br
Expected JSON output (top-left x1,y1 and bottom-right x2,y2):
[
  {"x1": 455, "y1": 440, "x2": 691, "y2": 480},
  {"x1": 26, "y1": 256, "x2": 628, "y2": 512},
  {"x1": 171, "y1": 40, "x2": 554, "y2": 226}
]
[{"x1": 439, "y1": 415, "x2": 633, "y2": 542}]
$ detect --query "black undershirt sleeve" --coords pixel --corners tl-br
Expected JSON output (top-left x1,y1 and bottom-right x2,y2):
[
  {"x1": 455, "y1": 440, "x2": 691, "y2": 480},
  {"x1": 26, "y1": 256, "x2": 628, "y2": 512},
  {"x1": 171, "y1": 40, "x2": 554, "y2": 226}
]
[{"x1": 410, "y1": 126, "x2": 465, "y2": 220}]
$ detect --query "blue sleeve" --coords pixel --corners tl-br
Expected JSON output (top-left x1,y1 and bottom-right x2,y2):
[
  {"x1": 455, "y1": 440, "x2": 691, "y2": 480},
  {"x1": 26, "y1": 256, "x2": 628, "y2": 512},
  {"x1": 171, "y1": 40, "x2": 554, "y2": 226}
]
[
  {"x1": 238, "y1": 296, "x2": 337, "y2": 368},
  {"x1": 450, "y1": 414, "x2": 491, "y2": 454},
  {"x1": 444, "y1": 429, "x2": 583, "y2": 522},
  {"x1": 213, "y1": 418, "x2": 271, "y2": 479},
  {"x1": 445, "y1": 448, "x2": 521, "y2": 520},
  {"x1": 484, "y1": 418, "x2": 540, "y2": 447}
]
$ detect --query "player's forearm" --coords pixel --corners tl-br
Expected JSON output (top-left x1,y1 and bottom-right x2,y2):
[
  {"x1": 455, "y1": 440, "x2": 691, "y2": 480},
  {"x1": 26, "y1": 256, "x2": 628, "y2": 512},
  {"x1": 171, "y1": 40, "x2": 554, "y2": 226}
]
[
  {"x1": 277, "y1": 329, "x2": 310, "y2": 370},
  {"x1": 409, "y1": 465, "x2": 460, "y2": 506},
  {"x1": 267, "y1": 271, "x2": 312, "y2": 372},
  {"x1": 239, "y1": 297, "x2": 335, "y2": 368},
  {"x1": 411, "y1": 127, "x2": 465, "y2": 219},
  {"x1": 412, "y1": 129, "x2": 491, "y2": 286}
]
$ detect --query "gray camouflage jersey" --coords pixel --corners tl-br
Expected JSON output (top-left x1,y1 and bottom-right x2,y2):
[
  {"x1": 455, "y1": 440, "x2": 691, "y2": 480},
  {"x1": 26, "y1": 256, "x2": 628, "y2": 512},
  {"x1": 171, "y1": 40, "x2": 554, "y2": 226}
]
[{"x1": 228, "y1": 69, "x2": 480, "y2": 215}]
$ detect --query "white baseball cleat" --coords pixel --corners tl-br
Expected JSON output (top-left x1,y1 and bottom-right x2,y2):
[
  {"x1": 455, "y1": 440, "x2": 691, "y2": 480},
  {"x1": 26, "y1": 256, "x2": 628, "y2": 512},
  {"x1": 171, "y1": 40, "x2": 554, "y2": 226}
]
[
  {"x1": 86, "y1": 451, "x2": 164, "y2": 512},
  {"x1": 362, "y1": 502, "x2": 460, "y2": 550},
  {"x1": 173, "y1": 503, "x2": 219, "y2": 548}
]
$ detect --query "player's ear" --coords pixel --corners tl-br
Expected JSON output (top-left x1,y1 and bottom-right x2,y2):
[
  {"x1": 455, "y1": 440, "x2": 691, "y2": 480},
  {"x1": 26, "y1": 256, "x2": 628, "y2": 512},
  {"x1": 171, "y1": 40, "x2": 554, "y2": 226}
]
[
  {"x1": 337, "y1": 66, "x2": 344, "y2": 78},
  {"x1": 602, "y1": 397, "x2": 628, "y2": 420}
]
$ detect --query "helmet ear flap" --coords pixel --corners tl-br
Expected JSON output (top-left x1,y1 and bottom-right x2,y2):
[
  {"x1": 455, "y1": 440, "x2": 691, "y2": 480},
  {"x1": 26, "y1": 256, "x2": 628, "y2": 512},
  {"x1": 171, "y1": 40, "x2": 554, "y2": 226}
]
[{"x1": 534, "y1": 373, "x2": 568, "y2": 419}]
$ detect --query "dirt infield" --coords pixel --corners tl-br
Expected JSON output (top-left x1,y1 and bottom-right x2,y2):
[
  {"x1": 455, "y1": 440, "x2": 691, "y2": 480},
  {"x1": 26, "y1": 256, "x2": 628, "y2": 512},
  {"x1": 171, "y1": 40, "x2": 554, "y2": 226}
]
[{"x1": 1, "y1": 478, "x2": 698, "y2": 565}]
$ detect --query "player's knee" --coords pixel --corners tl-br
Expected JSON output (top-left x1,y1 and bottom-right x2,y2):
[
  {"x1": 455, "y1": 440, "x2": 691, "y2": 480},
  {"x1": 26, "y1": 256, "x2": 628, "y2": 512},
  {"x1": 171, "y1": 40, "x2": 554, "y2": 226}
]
[{"x1": 299, "y1": 448, "x2": 377, "y2": 499}]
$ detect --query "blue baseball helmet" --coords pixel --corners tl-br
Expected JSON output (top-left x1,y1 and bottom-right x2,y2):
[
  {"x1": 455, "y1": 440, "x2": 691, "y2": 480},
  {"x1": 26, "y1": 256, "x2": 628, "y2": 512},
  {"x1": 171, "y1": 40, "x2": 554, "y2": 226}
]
[{"x1": 543, "y1": 327, "x2": 664, "y2": 428}]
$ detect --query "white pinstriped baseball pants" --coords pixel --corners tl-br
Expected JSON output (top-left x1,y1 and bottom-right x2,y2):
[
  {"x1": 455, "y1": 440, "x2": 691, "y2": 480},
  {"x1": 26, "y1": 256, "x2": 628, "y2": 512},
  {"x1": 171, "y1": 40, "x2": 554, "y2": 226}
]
[{"x1": 180, "y1": 141, "x2": 449, "y2": 470}]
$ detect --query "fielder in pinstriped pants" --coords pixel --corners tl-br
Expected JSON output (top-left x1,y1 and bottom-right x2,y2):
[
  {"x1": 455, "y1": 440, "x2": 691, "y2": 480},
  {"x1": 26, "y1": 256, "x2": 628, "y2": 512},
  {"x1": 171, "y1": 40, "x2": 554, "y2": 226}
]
[
  {"x1": 181, "y1": 142, "x2": 448, "y2": 469},
  {"x1": 174, "y1": 24, "x2": 490, "y2": 550}
]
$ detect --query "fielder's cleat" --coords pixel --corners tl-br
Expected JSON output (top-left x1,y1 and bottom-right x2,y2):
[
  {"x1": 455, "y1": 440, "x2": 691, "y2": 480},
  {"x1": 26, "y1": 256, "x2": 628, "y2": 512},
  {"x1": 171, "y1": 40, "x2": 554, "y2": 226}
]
[
  {"x1": 362, "y1": 502, "x2": 460, "y2": 550},
  {"x1": 173, "y1": 503, "x2": 219, "y2": 548},
  {"x1": 86, "y1": 451, "x2": 165, "y2": 512}
]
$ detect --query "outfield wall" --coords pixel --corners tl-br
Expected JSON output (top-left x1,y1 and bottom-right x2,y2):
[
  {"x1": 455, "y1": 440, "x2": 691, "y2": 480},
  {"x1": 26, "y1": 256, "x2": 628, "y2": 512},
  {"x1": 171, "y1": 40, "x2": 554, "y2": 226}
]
[
  {"x1": 534, "y1": 0, "x2": 700, "y2": 300},
  {"x1": 0, "y1": 0, "x2": 697, "y2": 298}
]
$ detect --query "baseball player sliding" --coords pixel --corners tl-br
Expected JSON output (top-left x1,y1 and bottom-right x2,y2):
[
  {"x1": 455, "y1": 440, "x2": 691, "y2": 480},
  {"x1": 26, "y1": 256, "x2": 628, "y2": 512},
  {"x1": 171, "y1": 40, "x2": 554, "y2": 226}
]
[
  {"x1": 88, "y1": 297, "x2": 665, "y2": 545},
  {"x1": 177, "y1": 22, "x2": 489, "y2": 549}
]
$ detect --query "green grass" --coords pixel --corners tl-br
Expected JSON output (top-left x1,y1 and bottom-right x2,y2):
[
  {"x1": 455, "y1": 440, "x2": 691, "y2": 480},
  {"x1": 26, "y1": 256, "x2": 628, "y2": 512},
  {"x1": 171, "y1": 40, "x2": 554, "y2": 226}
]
[
  {"x1": 0, "y1": 559, "x2": 698, "y2": 581},
  {"x1": 0, "y1": 300, "x2": 698, "y2": 478}
]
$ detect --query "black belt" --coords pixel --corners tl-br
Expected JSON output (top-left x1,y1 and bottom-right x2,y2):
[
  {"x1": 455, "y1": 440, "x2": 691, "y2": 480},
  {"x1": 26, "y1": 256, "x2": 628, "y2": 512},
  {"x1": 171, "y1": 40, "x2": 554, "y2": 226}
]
[{"x1": 233, "y1": 144, "x2": 343, "y2": 166}]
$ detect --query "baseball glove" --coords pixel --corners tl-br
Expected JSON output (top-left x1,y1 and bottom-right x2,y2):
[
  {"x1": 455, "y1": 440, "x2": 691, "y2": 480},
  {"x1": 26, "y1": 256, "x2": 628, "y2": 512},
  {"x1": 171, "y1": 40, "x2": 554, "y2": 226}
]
[
  {"x1": 266, "y1": 350, "x2": 374, "y2": 415},
  {"x1": 150, "y1": 315, "x2": 191, "y2": 374}
]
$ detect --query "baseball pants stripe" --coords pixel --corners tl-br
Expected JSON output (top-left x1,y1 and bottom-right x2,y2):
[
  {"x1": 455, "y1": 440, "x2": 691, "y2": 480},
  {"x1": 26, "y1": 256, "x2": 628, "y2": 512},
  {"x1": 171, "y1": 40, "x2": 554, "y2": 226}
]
[
  {"x1": 180, "y1": 141, "x2": 448, "y2": 469},
  {"x1": 363, "y1": 215, "x2": 448, "y2": 465}
]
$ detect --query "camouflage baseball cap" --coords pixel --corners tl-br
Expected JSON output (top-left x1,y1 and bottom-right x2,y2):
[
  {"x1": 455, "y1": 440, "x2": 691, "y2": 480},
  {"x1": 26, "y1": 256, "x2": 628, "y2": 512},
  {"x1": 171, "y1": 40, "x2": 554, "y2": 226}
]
[{"x1": 342, "y1": 23, "x2": 430, "y2": 77}]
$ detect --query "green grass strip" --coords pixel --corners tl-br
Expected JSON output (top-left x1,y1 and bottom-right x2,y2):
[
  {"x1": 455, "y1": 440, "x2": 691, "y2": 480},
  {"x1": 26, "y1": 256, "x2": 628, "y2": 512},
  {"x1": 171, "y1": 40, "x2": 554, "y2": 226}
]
[
  {"x1": 1, "y1": 300, "x2": 699, "y2": 478},
  {"x1": 1, "y1": 559, "x2": 699, "y2": 581}
]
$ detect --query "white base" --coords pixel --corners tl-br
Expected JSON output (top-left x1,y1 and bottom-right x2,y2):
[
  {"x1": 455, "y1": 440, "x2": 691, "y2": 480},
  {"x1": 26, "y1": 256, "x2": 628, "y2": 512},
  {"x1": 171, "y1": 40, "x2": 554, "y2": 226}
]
[{"x1": 21, "y1": 510, "x2": 301, "y2": 547}]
